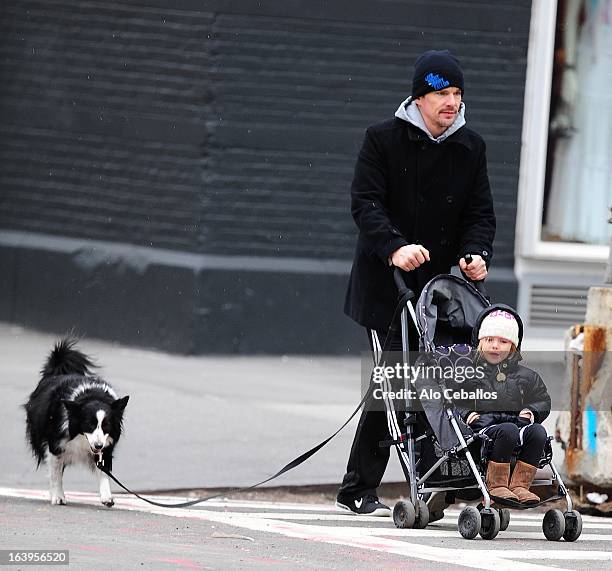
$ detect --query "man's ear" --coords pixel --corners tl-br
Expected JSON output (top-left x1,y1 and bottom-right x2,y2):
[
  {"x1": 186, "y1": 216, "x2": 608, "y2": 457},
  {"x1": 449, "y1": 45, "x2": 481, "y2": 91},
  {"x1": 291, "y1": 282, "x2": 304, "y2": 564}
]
[{"x1": 111, "y1": 395, "x2": 129, "y2": 412}]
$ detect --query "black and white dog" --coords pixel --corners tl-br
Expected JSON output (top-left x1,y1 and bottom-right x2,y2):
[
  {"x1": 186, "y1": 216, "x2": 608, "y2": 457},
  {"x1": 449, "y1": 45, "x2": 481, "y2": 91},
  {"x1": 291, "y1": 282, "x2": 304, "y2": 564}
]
[{"x1": 24, "y1": 338, "x2": 129, "y2": 506}]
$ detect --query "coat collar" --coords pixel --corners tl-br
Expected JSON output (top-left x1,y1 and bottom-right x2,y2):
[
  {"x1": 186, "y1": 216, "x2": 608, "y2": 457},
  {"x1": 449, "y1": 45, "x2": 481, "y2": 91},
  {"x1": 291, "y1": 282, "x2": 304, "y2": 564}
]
[
  {"x1": 405, "y1": 121, "x2": 472, "y2": 150},
  {"x1": 473, "y1": 349, "x2": 522, "y2": 375}
]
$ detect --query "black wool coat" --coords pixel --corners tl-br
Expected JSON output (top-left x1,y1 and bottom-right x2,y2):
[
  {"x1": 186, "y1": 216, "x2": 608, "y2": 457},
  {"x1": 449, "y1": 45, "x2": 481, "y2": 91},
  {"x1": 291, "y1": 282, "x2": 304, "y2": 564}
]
[
  {"x1": 456, "y1": 352, "x2": 552, "y2": 429},
  {"x1": 344, "y1": 117, "x2": 496, "y2": 331}
]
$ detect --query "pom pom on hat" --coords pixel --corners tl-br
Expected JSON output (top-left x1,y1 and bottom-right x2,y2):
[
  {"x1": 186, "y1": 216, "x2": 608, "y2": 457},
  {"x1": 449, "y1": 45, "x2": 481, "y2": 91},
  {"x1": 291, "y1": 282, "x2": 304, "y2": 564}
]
[{"x1": 478, "y1": 310, "x2": 519, "y2": 347}]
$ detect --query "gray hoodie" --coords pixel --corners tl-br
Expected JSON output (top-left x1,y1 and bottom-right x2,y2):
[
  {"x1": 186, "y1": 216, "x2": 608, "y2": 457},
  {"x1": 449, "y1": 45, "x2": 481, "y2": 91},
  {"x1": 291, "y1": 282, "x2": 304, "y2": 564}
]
[{"x1": 395, "y1": 96, "x2": 466, "y2": 143}]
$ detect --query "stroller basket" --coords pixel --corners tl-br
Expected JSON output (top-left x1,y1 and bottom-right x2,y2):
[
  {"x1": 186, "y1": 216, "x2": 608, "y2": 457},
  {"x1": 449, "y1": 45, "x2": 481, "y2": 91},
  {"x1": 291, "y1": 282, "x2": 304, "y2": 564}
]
[{"x1": 419, "y1": 437, "x2": 475, "y2": 488}]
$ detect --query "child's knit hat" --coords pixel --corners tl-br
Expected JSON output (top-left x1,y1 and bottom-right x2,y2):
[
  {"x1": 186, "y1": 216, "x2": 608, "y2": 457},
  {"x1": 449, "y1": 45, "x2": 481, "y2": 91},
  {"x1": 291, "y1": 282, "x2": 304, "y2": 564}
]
[{"x1": 478, "y1": 310, "x2": 519, "y2": 347}]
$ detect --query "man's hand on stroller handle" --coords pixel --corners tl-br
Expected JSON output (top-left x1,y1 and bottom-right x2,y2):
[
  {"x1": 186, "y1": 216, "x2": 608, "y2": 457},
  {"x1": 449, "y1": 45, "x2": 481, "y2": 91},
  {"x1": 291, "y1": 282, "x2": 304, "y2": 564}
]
[
  {"x1": 390, "y1": 244, "x2": 430, "y2": 271},
  {"x1": 388, "y1": 246, "x2": 487, "y2": 281},
  {"x1": 460, "y1": 254, "x2": 487, "y2": 281}
]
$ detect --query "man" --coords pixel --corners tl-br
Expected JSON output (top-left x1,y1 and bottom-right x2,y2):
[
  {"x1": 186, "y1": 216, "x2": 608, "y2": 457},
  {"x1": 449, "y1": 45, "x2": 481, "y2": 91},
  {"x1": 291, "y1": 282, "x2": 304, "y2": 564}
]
[{"x1": 336, "y1": 50, "x2": 496, "y2": 516}]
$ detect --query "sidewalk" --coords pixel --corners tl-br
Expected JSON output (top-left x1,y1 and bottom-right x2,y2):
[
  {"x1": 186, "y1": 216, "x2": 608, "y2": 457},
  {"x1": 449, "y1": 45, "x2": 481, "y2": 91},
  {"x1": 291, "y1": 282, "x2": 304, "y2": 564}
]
[{"x1": 1, "y1": 323, "x2": 407, "y2": 493}]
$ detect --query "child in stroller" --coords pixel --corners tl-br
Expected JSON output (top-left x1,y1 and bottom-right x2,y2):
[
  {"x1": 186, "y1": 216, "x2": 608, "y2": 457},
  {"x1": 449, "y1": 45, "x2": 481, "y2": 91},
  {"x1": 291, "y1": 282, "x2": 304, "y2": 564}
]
[
  {"x1": 458, "y1": 307, "x2": 551, "y2": 506},
  {"x1": 388, "y1": 271, "x2": 581, "y2": 540}
]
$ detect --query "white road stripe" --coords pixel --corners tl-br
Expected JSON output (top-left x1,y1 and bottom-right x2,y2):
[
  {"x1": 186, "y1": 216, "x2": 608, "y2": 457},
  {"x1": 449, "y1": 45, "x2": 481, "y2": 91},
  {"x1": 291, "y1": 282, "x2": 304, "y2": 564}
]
[
  {"x1": 436, "y1": 517, "x2": 612, "y2": 530},
  {"x1": 2, "y1": 488, "x2": 342, "y2": 512},
  {"x1": 438, "y1": 508, "x2": 612, "y2": 526},
  {"x1": 368, "y1": 529, "x2": 612, "y2": 542},
  {"x1": 2, "y1": 487, "x2": 610, "y2": 524},
  {"x1": 1, "y1": 488, "x2": 610, "y2": 571},
  {"x1": 460, "y1": 549, "x2": 612, "y2": 561},
  {"x1": 203, "y1": 506, "x2": 612, "y2": 530},
  {"x1": 212, "y1": 515, "x2": 612, "y2": 538},
  {"x1": 38, "y1": 487, "x2": 610, "y2": 525}
]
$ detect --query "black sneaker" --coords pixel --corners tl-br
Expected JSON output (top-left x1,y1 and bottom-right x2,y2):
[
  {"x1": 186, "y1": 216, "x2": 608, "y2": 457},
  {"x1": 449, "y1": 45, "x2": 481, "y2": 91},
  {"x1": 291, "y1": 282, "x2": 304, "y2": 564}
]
[{"x1": 335, "y1": 495, "x2": 391, "y2": 516}]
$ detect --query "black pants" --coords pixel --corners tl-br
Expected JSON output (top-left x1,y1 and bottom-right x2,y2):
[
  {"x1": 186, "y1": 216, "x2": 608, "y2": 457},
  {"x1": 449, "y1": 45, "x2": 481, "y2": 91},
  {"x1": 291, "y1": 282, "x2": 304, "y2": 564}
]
[
  {"x1": 337, "y1": 322, "x2": 418, "y2": 501},
  {"x1": 484, "y1": 422, "x2": 548, "y2": 466}
]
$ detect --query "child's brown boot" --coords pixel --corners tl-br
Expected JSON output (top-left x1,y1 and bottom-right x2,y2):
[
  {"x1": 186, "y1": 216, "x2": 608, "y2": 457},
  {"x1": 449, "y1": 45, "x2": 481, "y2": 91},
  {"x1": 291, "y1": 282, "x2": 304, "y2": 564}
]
[
  {"x1": 509, "y1": 460, "x2": 540, "y2": 505},
  {"x1": 486, "y1": 461, "x2": 519, "y2": 502}
]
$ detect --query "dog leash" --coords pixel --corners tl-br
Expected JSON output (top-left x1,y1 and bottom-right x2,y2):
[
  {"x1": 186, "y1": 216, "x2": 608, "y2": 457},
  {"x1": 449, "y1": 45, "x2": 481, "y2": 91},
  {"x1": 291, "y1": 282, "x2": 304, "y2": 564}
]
[
  {"x1": 96, "y1": 384, "x2": 373, "y2": 508},
  {"x1": 95, "y1": 276, "x2": 411, "y2": 509}
]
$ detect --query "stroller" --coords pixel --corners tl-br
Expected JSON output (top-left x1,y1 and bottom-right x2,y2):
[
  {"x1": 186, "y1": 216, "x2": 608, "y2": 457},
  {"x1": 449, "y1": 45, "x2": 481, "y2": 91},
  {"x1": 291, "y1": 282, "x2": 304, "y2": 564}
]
[{"x1": 374, "y1": 268, "x2": 582, "y2": 541}]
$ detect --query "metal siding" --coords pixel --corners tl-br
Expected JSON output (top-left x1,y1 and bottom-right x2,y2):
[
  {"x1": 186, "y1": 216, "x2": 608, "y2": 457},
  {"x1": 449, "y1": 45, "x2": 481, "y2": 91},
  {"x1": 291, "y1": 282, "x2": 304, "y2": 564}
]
[{"x1": 0, "y1": 0, "x2": 531, "y2": 352}]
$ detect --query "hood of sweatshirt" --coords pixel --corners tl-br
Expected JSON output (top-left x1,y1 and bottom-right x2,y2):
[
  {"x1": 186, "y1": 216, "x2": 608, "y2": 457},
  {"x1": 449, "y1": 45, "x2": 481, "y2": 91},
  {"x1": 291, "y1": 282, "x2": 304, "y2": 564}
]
[{"x1": 395, "y1": 96, "x2": 466, "y2": 143}]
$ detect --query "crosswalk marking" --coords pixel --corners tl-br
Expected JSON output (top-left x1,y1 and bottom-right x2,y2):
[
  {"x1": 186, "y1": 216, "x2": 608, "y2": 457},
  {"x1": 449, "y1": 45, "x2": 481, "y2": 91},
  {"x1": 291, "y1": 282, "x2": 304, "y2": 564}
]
[
  {"x1": 1, "y1": 487, "x2": 610, "y2": 571},
  {"x1": 197, "y1": 510, "x2": 612, "y2": 529}
]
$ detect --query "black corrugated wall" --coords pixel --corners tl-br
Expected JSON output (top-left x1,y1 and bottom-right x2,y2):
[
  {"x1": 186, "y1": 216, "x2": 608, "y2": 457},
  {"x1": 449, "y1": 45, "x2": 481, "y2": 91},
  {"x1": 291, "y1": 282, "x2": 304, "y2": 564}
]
[{"x1": 0, "y1": 0, "x2": 531, "y2": 353}]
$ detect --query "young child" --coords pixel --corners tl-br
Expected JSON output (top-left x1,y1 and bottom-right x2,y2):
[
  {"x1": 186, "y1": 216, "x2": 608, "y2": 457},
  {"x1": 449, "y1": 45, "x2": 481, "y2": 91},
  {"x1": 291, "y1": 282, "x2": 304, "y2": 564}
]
[{"x1": 462, "y1": 305, "x2": 551, "y2": 505}]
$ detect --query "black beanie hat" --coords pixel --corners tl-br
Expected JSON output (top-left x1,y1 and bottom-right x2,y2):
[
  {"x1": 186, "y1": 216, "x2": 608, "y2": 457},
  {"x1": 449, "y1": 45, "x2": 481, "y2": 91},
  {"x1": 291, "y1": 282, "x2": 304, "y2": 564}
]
[{"x1": 411, "y1": 50, "x2": 464, "y2": 99}]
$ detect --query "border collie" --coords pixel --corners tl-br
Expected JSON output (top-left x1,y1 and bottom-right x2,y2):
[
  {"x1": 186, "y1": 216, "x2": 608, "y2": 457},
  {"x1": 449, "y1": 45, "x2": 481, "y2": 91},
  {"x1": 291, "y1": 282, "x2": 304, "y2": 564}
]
[{"x1": 24, "y1": 338, "x2": 129, "y2": 506}]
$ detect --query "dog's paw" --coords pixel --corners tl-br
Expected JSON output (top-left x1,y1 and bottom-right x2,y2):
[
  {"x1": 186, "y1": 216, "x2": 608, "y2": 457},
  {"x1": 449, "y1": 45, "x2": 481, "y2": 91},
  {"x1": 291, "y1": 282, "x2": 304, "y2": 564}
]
[
  {"x1": 101, "y1": 498, "x2": 114, "y2": 508},
  {"x1": 51, "y1": 496, "x2": 66, "y2": 506}
]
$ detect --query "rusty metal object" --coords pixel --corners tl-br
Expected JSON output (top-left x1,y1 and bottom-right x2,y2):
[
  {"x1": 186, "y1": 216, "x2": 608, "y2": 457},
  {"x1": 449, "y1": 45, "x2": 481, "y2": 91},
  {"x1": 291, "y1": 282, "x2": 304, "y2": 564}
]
[{"x1": 559, "y1": 285, "x2": 611, "y2": 489}]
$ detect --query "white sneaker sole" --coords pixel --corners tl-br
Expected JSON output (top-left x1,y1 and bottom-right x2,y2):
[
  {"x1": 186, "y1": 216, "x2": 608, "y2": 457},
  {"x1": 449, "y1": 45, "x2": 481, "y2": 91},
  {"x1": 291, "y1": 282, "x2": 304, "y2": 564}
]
[{"x1": 335, "y1": 501, "x2": 391, "y2": 517}]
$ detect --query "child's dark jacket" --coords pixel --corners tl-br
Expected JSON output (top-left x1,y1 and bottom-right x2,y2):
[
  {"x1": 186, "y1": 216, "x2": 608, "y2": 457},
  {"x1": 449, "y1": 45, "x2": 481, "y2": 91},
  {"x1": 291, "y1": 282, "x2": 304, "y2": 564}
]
[{"x1": 455, "y1": 350, "x2": 551, "y2": 430}]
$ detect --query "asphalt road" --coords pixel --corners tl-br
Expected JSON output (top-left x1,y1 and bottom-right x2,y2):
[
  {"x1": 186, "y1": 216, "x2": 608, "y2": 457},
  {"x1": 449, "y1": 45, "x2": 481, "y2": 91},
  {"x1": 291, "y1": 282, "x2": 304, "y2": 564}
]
[{"x1": 1, "y1": 489, "x2": 611, "y2": 570}]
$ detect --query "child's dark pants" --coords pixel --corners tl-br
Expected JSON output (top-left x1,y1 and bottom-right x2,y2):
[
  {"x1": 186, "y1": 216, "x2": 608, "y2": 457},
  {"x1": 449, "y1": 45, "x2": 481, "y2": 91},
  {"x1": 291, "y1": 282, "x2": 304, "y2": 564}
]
[{"x1": 486, "y1": 422, "x2": 548, "y2": 466}]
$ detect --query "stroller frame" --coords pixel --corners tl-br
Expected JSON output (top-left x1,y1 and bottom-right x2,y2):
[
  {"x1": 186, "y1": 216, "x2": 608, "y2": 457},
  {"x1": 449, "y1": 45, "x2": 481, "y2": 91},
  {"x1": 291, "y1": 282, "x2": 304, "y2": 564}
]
[{"x1": 379, "y1": 269, "x2": 581, "y2": 540}]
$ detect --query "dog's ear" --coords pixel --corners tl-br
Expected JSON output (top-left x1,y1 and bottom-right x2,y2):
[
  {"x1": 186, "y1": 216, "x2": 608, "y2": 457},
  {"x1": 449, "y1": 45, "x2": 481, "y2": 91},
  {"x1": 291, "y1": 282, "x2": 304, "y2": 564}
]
[
  {"x1": 111, "y1": 395, "x2": 129, "y2": 412},
  {"x1": 61, "y1": 399, "x2": 80, "y2": 415}
]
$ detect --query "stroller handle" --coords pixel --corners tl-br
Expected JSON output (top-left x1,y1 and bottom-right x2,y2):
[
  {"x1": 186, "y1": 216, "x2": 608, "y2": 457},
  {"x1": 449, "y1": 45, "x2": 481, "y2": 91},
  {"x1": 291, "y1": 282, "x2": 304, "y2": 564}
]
[
  {"x1": 393, "y1": 267, "x2": 415, "y2": 300},
  {"x1": 393, "y1": 256, "x2": 489, "y2": 299},
  {"x1": 463, "y1": 254, "x2": 488, "y2": 297}
]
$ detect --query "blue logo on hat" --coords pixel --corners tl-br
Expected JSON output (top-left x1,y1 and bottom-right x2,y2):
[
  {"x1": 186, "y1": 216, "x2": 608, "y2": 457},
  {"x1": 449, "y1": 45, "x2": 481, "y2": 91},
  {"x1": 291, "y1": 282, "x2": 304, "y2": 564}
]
[{"x1": 425, "y1": 72, "x2": 450, "y2": 90}]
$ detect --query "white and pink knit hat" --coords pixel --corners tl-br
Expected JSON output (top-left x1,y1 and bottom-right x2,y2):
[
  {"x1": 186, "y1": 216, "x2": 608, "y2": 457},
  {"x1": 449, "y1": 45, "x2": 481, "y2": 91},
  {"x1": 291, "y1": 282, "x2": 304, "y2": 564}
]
[{"x1": 478, "y1": 310, "x2": 519, "y2": 346}]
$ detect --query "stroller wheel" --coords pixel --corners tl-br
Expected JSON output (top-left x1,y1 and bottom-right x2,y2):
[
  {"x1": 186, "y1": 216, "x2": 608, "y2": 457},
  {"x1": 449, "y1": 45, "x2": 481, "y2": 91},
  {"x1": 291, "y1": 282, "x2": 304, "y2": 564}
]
[
  {"x1": 563, "y1": 510, "x2": 582, "y2": 542},
  {"x1": 414, "y1": 499, "x2": 429, "y2": 529},
  {"x1": 479, "y1": 508, "x2": 501, "y2": 540},
  {"x1": 393, "y1": 500, "x2": 416, "y2": 529},
  {"x1": 543, "y1": 509, "x2": 565, "y2": 541},
  {"x1": 458, "y1": 506, "x2": 481, "y2": 539},
  {"x1": 498, "y1": 508, "x2": 510, "y2": 531}
]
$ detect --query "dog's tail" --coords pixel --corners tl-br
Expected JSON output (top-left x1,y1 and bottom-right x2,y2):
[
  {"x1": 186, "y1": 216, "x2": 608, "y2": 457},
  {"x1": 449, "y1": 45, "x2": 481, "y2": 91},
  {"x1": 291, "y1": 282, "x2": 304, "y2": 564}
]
[{"x1": 41, "y1": 338, "x2": 96, "y2": 378}]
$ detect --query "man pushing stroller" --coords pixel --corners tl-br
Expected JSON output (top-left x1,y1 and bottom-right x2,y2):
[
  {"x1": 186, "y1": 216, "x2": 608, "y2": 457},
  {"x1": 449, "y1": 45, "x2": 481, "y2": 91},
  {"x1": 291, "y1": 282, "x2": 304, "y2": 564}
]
[{"x1": 338, "y1": 48, "x2": 495, "y2": 516}]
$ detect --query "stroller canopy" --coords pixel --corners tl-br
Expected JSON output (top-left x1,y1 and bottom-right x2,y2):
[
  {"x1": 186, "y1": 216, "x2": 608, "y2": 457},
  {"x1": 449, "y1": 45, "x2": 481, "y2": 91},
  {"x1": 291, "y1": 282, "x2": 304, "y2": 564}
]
[{"x1": 416, "y1": 274, "x2": 489, "y2": 351}]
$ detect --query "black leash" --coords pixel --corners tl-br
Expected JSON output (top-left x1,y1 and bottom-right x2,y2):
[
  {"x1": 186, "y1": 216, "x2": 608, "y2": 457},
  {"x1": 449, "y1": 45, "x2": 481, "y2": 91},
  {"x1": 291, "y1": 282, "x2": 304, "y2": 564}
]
[
  {"x1": 96, "y1": 384, "x2": 374, "y2": 508},
  {"x1": 95, "y1": 272, "x2": 412, "y2": 509}
]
